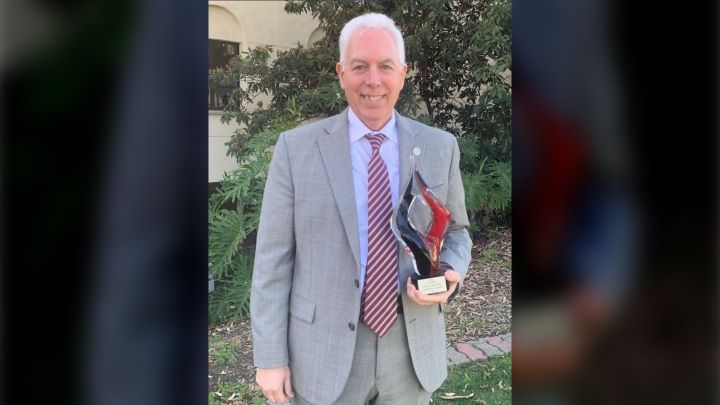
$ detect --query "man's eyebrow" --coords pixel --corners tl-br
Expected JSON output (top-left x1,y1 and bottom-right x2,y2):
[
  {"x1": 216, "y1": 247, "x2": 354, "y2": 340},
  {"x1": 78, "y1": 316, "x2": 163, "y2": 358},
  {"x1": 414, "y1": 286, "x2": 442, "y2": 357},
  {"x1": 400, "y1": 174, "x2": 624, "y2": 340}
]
[{"x1": 349, "y1": 58, "x2": 397, "y2": 65}]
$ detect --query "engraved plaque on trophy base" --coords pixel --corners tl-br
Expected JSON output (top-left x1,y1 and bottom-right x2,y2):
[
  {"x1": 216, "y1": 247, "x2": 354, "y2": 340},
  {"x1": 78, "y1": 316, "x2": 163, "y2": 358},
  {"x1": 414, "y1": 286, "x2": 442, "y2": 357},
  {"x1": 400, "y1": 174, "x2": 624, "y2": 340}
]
[{"x1": 414, "y1": 274, "x2": 449, "y2": 295}]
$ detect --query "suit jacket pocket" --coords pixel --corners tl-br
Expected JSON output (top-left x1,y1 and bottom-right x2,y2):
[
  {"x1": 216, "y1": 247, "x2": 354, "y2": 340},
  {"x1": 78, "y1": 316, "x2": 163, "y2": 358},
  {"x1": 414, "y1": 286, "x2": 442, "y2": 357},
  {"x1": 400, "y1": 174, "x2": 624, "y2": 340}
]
[{"x1": 289, "y1": 293, "x2": 316, "y2": 324}]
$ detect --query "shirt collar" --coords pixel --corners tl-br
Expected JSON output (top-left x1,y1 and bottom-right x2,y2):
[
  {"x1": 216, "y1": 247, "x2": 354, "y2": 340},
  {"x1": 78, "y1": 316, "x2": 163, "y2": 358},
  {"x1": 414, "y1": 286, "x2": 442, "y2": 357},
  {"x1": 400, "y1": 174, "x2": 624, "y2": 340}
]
[{"x1": 347, "y1": 107, "x2": 398, "y2": 145}]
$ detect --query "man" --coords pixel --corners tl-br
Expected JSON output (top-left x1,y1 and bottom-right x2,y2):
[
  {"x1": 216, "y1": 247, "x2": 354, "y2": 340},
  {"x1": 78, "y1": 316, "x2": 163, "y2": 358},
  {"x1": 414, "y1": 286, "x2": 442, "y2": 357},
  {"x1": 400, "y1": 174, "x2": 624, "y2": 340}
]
[{"x1": 251, "y1": 13, "x2": 472, "y2": 405}]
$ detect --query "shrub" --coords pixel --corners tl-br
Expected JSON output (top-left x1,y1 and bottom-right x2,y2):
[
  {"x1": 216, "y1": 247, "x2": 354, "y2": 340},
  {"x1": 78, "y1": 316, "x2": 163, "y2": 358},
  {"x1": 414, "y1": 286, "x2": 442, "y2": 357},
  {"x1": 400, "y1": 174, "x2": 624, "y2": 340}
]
[
  {"x1": 463, "y1": 158, "x2": 511, "y2": 236},
  {"x1": 208, "y1": 105, "x2": 302, "y2": 323}
]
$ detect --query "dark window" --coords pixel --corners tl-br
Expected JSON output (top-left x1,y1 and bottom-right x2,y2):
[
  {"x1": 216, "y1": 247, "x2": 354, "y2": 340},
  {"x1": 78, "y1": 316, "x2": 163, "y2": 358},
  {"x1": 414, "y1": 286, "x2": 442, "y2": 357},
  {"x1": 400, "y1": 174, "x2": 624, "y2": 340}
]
[{"x1": 209, "y1": 39, "x2": 240, "y2": 111}]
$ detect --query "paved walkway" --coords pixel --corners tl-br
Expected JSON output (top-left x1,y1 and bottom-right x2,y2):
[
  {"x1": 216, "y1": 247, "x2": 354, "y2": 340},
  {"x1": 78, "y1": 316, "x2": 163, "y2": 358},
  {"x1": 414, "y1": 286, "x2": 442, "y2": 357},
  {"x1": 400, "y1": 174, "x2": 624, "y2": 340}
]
[{"x1": 446, "y1": 333, "x2": 512, "y2": 365}]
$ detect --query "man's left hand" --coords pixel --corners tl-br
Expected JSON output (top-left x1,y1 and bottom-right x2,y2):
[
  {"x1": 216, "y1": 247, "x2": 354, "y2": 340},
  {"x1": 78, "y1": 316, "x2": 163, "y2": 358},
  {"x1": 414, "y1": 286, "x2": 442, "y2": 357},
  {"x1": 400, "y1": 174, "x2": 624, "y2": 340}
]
[{"x1": 406, "y1": 270, "x2": 460, "y2": 305}]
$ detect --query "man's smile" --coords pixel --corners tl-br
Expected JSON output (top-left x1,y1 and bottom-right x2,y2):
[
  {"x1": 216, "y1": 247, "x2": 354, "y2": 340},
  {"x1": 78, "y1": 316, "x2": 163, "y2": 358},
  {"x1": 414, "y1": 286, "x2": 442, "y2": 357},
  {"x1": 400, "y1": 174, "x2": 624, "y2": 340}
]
[{"x1": 362, "y1": 95, "x2": 386, "y2": 103}]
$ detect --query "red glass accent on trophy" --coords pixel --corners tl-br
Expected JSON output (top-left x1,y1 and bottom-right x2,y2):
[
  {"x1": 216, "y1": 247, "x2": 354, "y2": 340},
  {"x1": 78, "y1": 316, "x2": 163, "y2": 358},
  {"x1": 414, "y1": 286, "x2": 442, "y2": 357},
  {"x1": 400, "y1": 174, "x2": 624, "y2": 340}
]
[
  {"x1": 390, "y1": 165, "x2": 452, "y2": 294},
  {"x1": 414, "y1": 170, "x2": 451, "y2": 277}
]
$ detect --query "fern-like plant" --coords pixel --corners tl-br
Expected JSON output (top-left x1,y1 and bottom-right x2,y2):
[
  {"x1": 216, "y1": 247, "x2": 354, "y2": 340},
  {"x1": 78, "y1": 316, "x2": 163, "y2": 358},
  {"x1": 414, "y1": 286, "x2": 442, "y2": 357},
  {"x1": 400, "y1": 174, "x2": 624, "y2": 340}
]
[
  {"x1": 208, "y1": 104, "x2": 302, "y2": 323},
  {"x1": 462, "y1": 158, "x2": 512, "y2": 236}
]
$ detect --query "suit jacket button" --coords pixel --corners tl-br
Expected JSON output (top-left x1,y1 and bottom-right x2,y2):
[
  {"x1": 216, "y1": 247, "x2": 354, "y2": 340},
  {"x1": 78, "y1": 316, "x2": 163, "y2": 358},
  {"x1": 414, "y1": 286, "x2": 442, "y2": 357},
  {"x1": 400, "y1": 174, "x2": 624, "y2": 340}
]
[
  {"x1": 354, "y1": 279, "x2": 359, "y2": 288},
  {"x1": 348, "y1": 322, "x2": 356, "y2": 331}
]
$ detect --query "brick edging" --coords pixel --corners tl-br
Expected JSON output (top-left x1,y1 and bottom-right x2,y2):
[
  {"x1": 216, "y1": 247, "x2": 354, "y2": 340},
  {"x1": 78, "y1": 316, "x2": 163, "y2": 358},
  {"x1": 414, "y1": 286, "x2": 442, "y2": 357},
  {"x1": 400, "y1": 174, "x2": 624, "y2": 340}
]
[{"x1": 446, "y1": 333, "x2": 511, "y2": 365}]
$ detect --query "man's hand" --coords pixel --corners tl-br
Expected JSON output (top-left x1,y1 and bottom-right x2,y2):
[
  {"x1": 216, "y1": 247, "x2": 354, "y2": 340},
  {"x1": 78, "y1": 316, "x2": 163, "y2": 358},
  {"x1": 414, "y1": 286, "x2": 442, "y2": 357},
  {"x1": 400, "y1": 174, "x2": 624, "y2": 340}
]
[
  {"x1": 256, "y1": 365, "x2": 294, "y2": 404},
  {"x1": 406, "y1": 269, "x2": 460, "y2": 305}
]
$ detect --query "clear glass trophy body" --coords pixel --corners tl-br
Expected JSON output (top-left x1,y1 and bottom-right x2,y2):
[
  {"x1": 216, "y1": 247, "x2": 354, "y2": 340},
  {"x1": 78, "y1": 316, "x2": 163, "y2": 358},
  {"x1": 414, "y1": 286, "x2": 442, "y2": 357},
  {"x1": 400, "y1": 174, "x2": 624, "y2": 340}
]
[{"x1": 390, "y1": 165, "x2": 452, "y2": 294}]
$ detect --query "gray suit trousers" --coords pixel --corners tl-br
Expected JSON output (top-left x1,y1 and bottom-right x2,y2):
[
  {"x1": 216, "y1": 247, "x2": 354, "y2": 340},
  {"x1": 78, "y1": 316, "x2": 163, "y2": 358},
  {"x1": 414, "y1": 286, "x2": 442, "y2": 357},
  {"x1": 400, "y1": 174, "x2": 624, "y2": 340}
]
[{"x1": 290, "y1": 314, "x2": 431, "y2": 405}]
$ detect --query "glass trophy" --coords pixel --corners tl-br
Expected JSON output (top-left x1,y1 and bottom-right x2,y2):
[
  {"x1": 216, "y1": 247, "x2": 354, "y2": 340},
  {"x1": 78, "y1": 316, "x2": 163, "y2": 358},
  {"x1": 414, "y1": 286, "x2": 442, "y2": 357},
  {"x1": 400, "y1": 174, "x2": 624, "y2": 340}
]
[{"x1": 390, "y1": 164, "x2": 452, "y2": 294}]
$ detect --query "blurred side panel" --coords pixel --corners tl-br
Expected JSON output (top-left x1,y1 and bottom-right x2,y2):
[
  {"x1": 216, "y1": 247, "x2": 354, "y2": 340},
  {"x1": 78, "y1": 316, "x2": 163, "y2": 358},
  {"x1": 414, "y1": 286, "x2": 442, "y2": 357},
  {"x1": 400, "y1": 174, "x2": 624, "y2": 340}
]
[
  {"x1": 85, "y1": 0, "x2": 208, "y2": 404},
  {"x1": 1, "y1": 0, "x2": 209, "y2": 404},
  {"x1": 513, "y1": 0, "x2": 717, "y2": 403},
  {"x1": 2, "y1": 1, "x2": 139, "y2": 404}
]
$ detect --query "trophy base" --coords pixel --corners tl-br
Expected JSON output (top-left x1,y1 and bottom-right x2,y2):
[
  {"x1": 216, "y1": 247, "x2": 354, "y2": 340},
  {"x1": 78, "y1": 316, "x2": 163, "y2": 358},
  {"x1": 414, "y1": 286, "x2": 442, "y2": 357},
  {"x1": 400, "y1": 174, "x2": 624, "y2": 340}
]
[{"x1": 412, "y1": 274, "x2": 448, "y2": 295}]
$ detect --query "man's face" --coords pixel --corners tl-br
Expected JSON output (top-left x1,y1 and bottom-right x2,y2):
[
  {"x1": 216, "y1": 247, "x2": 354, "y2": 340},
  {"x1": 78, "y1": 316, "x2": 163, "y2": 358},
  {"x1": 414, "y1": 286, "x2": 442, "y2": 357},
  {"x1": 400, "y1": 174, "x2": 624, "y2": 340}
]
[{"x1": 336, "y1": 28, "x2": 407, "y2": 131}]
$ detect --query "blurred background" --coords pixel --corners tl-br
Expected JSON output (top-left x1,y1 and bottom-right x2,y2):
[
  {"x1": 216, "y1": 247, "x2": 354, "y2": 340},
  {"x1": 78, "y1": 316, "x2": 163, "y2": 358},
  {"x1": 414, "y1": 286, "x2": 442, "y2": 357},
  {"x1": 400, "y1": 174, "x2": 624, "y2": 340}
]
[
  {"x1": 512, "y1": 0, "x2": 717, "y2": 404},
  {"x1": 2, "y1": 0, "x2": 208, "y2": 404},
  {"x1": 1, "y1": 0, "x2": 716, "y2": 404}
]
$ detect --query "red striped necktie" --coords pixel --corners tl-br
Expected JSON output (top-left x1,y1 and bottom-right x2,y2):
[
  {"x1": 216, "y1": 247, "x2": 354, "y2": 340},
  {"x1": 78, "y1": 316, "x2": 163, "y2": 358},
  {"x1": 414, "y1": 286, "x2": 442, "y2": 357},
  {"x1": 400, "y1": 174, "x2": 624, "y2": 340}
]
[{"x1": 360, "y1": 133, "x2": 398, "y2": 337}]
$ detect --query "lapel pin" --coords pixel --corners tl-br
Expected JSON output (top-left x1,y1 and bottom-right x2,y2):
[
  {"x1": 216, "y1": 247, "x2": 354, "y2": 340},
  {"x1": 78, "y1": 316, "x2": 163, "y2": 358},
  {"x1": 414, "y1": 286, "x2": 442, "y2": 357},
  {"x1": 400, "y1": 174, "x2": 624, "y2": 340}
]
[{"x1": 413, "y1": 147, "x2": 422, "y2": 156}]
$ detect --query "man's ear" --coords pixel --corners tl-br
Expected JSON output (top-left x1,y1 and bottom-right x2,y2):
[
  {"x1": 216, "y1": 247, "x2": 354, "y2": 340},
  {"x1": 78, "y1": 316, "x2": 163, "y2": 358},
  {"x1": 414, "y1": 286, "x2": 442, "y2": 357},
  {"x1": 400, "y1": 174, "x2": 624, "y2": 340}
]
[
  {"x1": 400, "y1": 64, "x2": 408, "y2": 88},
  {"x1": 336, "y1": 62, "x2": 345, "y2": 89}
]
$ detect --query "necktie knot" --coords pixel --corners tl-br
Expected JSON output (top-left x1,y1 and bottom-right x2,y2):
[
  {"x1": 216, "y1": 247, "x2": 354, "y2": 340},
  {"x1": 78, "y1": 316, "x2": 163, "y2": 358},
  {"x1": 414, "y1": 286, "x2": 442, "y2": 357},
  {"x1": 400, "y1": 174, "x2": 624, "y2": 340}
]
[{"x1": 366, "y1": 133, "x2": 386, "y2": 153}]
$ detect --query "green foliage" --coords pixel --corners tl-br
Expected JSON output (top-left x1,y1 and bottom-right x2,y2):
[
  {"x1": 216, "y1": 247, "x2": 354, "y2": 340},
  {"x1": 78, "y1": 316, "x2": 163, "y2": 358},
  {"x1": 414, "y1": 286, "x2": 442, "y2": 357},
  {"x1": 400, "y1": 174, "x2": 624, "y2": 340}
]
[
  {"x1": 432, "y1": 355, "x2": 512, "y2": 404},
  {"x1": 208, "y1": 0, "x2": 511, "y2": 324},
  {"x1": 482, "y1": 248, "x2": 498, "y2": 261},
  {"x1": 462, "y1": 158, "x2": 511, "y2": 235},
  {"x1": 208, "y1": 206, "x2": 253, "y2": 280},
  {"x1": 208, "y1": 107, "x2": 303, "y2": 324},
  {"x1": 473, "y1": 315, "x2": 486, "y2": 329},
  {"x1": 208, "y1": 381, "x2": 254, "y2": 405},
  {"x1": 208, "y1": 251, "x2": 254, "y2": 323},
  {"x1": 486, "y1": 225, "x2": 504, "y2": 238},
  {"x1": 210, "y1": 340, "x2": 238, "y2": 366}
]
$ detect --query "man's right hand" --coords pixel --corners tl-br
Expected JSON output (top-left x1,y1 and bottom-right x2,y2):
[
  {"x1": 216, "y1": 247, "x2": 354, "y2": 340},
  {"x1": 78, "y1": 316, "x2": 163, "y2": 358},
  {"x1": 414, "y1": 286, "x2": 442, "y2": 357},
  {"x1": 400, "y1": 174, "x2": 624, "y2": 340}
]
[{"x1": 256, "y1": 365, "x2": 294, "y2": 404}]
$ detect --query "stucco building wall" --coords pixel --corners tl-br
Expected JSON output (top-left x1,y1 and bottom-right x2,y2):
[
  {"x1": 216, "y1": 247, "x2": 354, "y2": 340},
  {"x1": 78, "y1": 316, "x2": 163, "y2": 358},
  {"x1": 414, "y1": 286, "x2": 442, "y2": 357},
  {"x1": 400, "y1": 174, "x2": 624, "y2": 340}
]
[{"x1": 208, "y1": 1, "x2": 319, "y2": 182}]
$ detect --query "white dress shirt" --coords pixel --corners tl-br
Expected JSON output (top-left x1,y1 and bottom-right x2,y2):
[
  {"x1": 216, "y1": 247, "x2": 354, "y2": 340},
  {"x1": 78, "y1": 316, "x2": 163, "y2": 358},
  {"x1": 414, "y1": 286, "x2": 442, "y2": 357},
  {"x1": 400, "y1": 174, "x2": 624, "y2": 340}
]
[{"x1": 347, "y1": 107, "x2": 400, "y2": 292}]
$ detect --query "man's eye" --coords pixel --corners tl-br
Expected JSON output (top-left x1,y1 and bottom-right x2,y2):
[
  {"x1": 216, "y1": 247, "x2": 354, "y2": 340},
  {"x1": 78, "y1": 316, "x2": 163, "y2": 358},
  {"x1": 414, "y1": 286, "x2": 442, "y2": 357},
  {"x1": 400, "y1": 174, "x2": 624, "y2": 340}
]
[
  {"x1": 381, "y1": 65, "x2": 393, "y2": 70},
  {"x1": 353, "y1": 65, "x2": 366, "y2": 71}
]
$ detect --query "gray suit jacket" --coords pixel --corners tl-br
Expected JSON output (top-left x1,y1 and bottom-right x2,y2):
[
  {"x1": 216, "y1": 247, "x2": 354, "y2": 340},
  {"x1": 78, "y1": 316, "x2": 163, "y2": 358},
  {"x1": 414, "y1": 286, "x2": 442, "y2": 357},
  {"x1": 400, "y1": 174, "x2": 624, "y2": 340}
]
[{"x1": 251, "y1": 109, "x2": 472, "y2": 404}]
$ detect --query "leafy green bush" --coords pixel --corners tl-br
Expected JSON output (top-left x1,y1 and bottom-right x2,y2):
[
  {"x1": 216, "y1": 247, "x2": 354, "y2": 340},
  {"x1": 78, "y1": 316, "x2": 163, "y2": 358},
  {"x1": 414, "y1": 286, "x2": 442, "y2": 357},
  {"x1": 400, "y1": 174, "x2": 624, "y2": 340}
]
[
  {"x1": 208, "y1": 105, "x2": 302, "y2": 323},
  {"x1": 463, "y1": 158, "x2": 511, "y2": 236}
]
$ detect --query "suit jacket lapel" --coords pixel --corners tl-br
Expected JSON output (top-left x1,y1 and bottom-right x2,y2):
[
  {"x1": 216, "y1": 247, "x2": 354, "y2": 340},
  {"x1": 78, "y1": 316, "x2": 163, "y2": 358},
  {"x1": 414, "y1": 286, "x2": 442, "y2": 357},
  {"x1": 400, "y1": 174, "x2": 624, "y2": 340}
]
[
  {"x1": 397, "y1": 113, "x2": 422, "y2": 191},
  {"x1": 317, "y1": 110, "x2": 362, "y2": 270}
]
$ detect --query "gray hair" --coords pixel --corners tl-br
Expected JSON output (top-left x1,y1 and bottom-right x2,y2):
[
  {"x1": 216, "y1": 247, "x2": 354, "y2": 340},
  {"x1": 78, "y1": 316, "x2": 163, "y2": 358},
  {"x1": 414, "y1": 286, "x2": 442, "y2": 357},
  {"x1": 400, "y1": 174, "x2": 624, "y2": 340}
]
[{"x1": 338, "y1": 13, "x2": 405, "y2": 66}]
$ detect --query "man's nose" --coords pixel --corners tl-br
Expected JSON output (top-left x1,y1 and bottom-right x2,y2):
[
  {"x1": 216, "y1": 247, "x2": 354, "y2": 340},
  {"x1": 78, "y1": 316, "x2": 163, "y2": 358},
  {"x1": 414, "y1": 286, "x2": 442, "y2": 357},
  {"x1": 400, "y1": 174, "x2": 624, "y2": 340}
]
[{"x1": 365, "y1": 66, "x2": 381, "y2": 87}]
